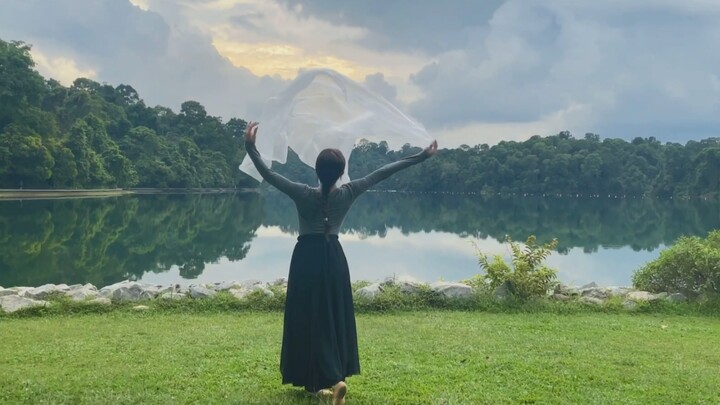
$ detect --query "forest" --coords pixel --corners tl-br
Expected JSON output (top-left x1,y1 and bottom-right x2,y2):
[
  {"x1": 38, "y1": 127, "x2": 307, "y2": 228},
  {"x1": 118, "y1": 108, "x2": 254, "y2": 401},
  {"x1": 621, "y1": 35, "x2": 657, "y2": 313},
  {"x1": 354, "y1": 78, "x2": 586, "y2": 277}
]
[{"x1": 1, "y1": 38, "x2": 719, "y2": 197}]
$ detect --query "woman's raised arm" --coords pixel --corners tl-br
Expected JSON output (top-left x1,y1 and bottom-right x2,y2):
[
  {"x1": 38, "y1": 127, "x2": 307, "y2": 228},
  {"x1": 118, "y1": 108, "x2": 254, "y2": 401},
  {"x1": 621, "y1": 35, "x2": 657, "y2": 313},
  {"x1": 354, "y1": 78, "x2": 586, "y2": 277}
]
[
  {"x1": 345, "y1": 140, "x2": 437, "y2": 198},
  {"x1": 244, "y1": 122, "x2": 307, "y2": 200}
]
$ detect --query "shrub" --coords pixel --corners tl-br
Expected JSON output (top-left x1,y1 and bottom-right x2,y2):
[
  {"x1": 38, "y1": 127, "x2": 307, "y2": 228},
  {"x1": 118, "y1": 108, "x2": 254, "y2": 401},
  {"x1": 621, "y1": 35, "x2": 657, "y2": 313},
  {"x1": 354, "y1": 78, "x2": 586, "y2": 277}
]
[
  {"x1": 633, "y1": 230, "x2": 720, "y2": 299},
  {"x1": 467, "y1": 235, "x2": 558, "y2": 300}
]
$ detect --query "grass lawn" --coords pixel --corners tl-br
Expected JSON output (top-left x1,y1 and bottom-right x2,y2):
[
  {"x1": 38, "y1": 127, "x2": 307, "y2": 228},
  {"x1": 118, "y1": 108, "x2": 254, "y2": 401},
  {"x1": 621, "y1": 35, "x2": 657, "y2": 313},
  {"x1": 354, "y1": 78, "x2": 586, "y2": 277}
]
[{"x1": 1, "y1": 311, "x2": 718, "y2": 404}]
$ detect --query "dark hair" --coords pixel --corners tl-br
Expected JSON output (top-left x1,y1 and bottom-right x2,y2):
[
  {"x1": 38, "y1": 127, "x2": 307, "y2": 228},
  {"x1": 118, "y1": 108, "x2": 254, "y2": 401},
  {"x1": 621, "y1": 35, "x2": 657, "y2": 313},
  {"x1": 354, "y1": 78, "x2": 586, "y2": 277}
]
[{"x1": 315, "y1": 149, "x2": 345, "y2": 238}]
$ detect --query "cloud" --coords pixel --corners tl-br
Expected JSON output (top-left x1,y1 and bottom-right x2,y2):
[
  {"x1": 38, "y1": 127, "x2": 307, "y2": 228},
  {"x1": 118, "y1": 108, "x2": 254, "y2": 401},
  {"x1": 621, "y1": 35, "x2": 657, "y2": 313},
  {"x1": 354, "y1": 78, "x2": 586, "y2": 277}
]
[
  {"x1": 363, "y1": 73, "x2": 397, "y2": 104},
  {"x1": 276, "y1": 0, "x2": 505, "y2": 53},
  {"x1": 406, "y1": 0, "x2": 720, "y2": 143},
  {"x1": 0, "y1": 0, "x2": 282, "y2": 120},
  {"x1": 29, "y1": 48, "x2": 97, "y2": 86},
  {"x1": 3, "y1": 0, "x2": 720, "y2": 145}
]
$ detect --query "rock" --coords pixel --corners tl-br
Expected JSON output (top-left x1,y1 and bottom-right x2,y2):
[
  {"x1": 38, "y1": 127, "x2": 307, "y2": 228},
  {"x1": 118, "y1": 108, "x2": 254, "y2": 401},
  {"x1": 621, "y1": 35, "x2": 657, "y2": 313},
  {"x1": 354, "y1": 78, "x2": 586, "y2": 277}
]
[
  {"x1": 0, "y1": 295, "x2": 48, "y2": 313},
  {"x1": 66, "y1": 284, "x2": 99, "y2": 301},
  {"x1": 581, "y1": 288, "x2": 609, "y2": 300},
  {"x1": 239, "y1": 280, "x2": 264, "y2": 290},
  {"x1": 626, "y1": 291, "x2": 658, "y2": 301},
  {"x1": 551, "y1": 294, "x2": 571, "y2": 301},
  {"x1": 580, "y1": 296, "x2": 604, "y2": 306},
  {"x1": 381, "y1": 276, "x2": 397, "y2": 286},
  {"x1": 493, "y1": 282, "x2": 513, "y2": 301},
  {"x1": 432, "y1": 282, "x2": 473, "y2": 299},
  {"x1": 160, "y1": 292, "x2": 185, "y2": 300},
  {"x1": 189, "y1": 285, "x2": 217, "y2": 299},
  {"x1": 381, "y1": 276, "x2": 423, "y2": 294},
  {"x1": 654, "y1": 292, "x2": 669, "y2": 300},
  {"x1": 0, "y1": 289, "x2": 18, "y2": 297},
  {"x1": 397, "y1": 281, "x2": 422, "y2": 294},
  {"x1": 212, "y1": 281, "x2": 243, "y2": 292},
  {"x1": 606, "y1": 286, "x2": 633, "y2": 298},
  {"x1": 55, "y1": 284, "x2": 70, "y2": 292},
  {"x1": 100, "y1": 281, "x2": 158, "y2": 301},
  {"x1": 269, "y1": 278, "x2": 288, "y2": 288},
  {"x1": 666, "y1": 293, "x2": 687, "y2": 302},
  {"x1": 554, "y1": 283, "x2": 580, "y2": 296},
  {"x1": 24, "y1": 284, "x2": 62, "y2": 300},
  {"x1": 229, "y1": 285, "x2": 274, "y2": 300},
  {"x1": 623, "y1": 300, "x2": 638, "y2": 310},
  {"x1": 133, "y1": 305, "x2": 150, "y2": 311},
  {"x1": 580, "y1": 282, "x2": 598, "y2": 289},
  {"x1": 355, "y1": 283, "x2": 383, "y2": 299},
  {"x1": 158, "y1": 284, "x2": 181, "y2": 294}
]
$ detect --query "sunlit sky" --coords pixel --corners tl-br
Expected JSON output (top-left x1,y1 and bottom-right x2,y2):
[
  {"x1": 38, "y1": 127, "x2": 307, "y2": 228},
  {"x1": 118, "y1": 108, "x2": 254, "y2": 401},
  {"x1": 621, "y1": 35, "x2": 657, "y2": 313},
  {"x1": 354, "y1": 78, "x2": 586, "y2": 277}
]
[{"x1": 1, "y1": 0, "x2": 720, "y2": 146}]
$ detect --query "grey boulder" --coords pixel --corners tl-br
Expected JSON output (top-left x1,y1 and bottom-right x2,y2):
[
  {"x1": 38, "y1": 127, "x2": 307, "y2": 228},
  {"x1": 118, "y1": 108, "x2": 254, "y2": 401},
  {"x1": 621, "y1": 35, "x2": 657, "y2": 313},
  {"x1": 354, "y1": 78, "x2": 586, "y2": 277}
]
[
  {"x1": 1, "y1": 295, "x2": 48, "y2": 313},
  {"x1": 189, "y1": 285, "x2": 217, "y2": 299},
  {"x1": 432, "y1": 282, "x2": 473, "y2": 299},
  {"x1": 355, "y1": 283, "x2": 383, "y2": 299}
]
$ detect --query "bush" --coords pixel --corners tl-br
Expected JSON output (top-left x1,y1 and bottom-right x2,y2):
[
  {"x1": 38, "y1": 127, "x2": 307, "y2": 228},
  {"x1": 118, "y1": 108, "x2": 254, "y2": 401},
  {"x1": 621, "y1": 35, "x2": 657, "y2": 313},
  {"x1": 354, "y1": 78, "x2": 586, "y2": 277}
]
[
  {"x1": 467, "y1": 235, "x2": 558, "y2": 300},
  {"x1": 633, "y1": 230, "x2": 720, "y2": 299}
]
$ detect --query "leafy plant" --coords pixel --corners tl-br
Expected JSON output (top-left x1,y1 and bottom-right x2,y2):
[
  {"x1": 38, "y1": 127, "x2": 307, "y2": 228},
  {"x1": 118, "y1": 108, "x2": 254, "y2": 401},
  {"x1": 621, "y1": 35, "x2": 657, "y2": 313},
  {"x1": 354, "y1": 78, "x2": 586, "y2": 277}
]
[
  {"x1": 468, "y1": 235, "x2": 558, "y2": 300},
  {"x1": 633, "y1": 230, "x2": 720, "y2": 299}
]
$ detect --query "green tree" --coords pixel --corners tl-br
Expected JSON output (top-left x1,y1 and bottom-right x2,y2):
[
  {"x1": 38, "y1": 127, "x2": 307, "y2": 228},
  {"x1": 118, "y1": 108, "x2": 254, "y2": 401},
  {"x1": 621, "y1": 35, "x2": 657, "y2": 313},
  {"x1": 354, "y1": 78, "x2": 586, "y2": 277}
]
[{"x1": 0, "y1": 124, "x2": 53, "y2": 187}]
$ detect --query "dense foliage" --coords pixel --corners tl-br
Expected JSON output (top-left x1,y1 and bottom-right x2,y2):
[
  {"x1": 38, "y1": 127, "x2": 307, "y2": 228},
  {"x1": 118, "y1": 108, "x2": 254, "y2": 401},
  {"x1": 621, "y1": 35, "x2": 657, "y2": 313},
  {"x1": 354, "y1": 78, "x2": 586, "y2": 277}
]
[
  {"x1": 274, "y1": 135, "x2": 720, "y2": 198},
  {"x1": 466, "y1": 235, "x2": 558, "y2": 300},
  {"x1": 2, "y1": 38, "x2": 719, "y2": 196},
  {"x1": 0, "y1": 39, "x2": 252, "y2": 189},
  {"x1": 633, "y1": 230, "x2": 720, "y2": 298}
]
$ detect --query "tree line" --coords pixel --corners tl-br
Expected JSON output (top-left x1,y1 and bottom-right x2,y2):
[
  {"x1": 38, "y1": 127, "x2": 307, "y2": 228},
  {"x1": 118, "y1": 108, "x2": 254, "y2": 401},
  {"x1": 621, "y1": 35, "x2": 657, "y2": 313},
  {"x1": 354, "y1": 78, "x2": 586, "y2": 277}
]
[
  {"x1": 272, "y1": 134, "x2": 719, "y2": 198},
  {"x1": 2, "y1": 38, "x2": 719, "y2": 197},
  {"x1": 0, "y1": 39, "x2": 253, "y2": 189}
]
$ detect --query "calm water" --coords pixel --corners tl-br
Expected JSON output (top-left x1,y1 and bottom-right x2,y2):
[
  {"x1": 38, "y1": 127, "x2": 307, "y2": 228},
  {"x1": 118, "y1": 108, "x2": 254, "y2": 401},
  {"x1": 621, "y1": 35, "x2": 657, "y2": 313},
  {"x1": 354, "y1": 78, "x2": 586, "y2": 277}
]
[{"x1": 1, "y1": 193, "x2": 718, "y2": 288}]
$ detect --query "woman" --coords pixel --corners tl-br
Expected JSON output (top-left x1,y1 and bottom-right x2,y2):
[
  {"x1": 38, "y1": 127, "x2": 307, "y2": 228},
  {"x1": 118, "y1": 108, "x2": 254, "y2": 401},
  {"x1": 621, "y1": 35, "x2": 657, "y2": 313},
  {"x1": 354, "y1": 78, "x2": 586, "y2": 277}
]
[{"x1": 243, "y1": 121, "x2": 437, "y2": 404}]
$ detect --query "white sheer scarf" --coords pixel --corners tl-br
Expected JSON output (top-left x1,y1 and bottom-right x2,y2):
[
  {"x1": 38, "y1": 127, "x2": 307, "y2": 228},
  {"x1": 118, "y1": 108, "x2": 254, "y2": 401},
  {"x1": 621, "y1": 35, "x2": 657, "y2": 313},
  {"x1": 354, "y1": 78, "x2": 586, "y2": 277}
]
[{"x1": 239, "y1": 69, "x2": 432, "y2": 184}]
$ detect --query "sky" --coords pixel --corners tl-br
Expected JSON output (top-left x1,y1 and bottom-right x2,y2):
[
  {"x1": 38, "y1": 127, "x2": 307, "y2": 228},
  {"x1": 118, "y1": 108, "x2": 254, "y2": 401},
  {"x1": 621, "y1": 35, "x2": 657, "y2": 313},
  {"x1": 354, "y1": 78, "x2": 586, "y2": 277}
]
[
  {"x1": 139, "y1": 226, "x2": 656, "y2": 287},
  {"x1": 1, "y1": 0, "x2": 719, "y2": 147}
]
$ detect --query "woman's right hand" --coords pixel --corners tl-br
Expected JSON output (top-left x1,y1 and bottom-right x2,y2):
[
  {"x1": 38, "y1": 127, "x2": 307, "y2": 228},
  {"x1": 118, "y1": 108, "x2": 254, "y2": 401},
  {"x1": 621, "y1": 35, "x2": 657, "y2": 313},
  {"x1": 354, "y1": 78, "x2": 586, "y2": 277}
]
[
  {"x1": 244, "y1": 121, "x2": 259, "y2": 144},
  {"x1": 424, "y1": 140, "x2": 438, "y2": 157}
]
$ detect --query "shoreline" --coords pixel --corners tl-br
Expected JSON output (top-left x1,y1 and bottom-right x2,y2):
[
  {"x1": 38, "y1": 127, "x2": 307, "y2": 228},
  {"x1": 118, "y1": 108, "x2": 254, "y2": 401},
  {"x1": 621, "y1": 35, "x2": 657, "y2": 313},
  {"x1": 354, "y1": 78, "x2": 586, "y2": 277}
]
[
  {"x1": 0, "y1": 279, "x2": 696, "y2": 315},
  {"x1": 0, "y1": 188, "x2": 250, "y2": 200}
]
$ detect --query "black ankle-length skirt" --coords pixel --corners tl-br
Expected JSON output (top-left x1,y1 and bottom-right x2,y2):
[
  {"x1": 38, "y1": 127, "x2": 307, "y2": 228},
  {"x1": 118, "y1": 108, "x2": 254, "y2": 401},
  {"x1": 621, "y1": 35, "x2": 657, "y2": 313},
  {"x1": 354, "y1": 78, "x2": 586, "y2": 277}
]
[{"x1": 280, "y1": 234, "x2": 360, "y2": 392}]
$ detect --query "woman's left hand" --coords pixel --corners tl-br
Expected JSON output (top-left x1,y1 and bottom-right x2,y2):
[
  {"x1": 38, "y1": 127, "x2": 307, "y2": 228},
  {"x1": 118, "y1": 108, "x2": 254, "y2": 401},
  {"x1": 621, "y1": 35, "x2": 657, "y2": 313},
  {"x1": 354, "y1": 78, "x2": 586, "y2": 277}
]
[
  {"x1": 244, "y1": 121, "x2": 259, "y2": 143},
  {"x1": 424, "y1": 140, "x2": 438, "y2": 157}
]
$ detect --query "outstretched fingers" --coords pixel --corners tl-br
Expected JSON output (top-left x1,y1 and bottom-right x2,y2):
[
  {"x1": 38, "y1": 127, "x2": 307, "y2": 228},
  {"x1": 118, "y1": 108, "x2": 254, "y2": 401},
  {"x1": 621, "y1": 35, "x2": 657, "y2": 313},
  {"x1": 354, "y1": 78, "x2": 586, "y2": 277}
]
[
  {"x1": 244, "y1": 121, "x2": 259, "y2": 143},
  {"x1": 425, "y1": 140, "x2": 438, "y2": 156}
]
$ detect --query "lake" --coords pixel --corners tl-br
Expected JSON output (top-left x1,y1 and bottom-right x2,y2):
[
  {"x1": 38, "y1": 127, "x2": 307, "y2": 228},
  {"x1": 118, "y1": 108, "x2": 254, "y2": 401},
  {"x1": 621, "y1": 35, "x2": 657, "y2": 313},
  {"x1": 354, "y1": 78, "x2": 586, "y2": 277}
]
[{"x1": 1, "y1": 192, "x2": 718, "y2": 288}]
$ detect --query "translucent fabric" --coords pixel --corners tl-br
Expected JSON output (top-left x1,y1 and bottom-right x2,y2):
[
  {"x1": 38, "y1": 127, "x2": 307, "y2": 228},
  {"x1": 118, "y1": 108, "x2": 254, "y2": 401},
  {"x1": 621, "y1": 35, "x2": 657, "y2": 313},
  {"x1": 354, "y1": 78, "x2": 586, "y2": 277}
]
[{"x1": 239, "y1": 68, "x2": 432, "y2": 184}]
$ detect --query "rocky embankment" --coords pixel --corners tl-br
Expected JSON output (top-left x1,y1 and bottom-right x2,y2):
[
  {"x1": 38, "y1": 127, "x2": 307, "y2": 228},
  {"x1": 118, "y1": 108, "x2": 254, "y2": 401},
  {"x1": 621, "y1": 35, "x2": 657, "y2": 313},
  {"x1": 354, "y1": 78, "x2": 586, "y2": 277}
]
[{"x1": 0, "y1": 278, "x2": 687, "y2": 314}]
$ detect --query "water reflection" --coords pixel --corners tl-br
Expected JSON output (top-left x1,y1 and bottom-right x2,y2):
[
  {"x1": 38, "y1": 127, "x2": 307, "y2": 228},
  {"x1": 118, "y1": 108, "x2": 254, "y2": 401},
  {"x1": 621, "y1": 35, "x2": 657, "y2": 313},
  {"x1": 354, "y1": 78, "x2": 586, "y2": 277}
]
[
  {"x1": 0, "y1": 193, "x2": 718, "y2": 287},
  {"x1": 0, "y1": 194, "x2": 261, "y2": 287}
]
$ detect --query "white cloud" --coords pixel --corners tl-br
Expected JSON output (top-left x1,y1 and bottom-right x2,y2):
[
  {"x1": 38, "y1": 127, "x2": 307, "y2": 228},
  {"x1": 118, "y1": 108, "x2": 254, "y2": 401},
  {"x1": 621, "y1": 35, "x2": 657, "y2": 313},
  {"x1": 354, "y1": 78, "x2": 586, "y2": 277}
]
[
  {"x1": 2, "y1": 0, "x2": 720, "y2": 143},
  {"x1": 30, "y1": 48, "x2": 97, "y2": 86},
  {"x1": 407, "y1": 0, "x2": 720, "y2": 143},
  {"x1": 0, "y1": 0, "x2": 282, "y2": 120}
]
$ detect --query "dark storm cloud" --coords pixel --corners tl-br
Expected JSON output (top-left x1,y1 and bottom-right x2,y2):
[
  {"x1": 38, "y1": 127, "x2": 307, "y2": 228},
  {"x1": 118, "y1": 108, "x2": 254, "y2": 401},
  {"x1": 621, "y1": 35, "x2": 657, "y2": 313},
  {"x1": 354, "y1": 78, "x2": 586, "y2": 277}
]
[{"x1": 275, "y1": 0, "x2": 505, "y2": 53}]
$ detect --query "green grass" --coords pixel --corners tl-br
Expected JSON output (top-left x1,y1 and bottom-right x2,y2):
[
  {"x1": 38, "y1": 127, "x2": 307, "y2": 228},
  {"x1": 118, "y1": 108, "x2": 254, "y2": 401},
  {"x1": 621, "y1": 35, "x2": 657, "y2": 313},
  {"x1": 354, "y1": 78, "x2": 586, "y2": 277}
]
[{"x1": 1, "y1": 311, "x2": 719, "y2": 404}]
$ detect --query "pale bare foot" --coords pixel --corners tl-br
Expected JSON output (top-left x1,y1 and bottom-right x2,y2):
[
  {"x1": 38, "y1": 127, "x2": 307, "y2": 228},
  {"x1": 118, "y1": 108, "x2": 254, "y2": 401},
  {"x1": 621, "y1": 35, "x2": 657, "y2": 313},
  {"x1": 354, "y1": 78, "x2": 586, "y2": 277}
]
[
  {"x1": 315, "y1": 389, "x2": 332, "y2": 398},
  {"x1": 332, "y1": 381, "x2": 347, "y2": 405}
]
